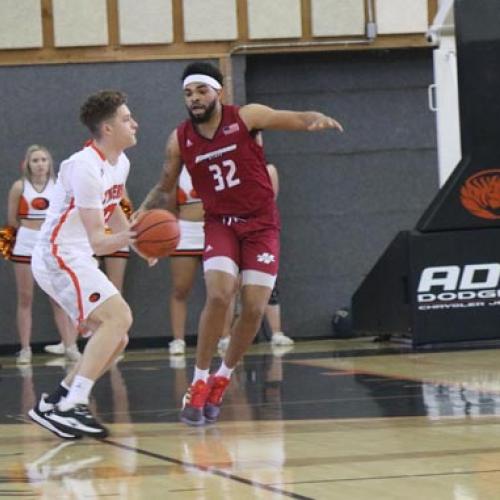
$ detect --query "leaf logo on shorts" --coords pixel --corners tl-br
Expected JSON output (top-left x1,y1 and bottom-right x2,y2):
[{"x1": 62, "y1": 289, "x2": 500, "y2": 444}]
[
  {"x1": 89, "y1": 292, "x2": 101, "y2": 303},
  {"x1": 257, "y1": 253, "x2": 275, "y2": 264}
]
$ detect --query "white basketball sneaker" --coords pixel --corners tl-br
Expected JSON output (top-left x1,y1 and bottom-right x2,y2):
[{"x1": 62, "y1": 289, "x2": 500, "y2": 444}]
[
  {"x1": 271, "y1": 332, "x2": 294, "y2": 346},
  {"x1": 169, "y1": 339, "x2": 186, "y2": 355},
  {"x1": 16, "y1": 347, "x2": 32, "y2": 364},
  {"x1": 44, "y1": 342, "x2": 65, "y2": 355}
]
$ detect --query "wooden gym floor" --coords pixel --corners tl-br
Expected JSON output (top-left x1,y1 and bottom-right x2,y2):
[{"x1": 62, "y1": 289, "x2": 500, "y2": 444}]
[{"x1": 1, "y1": 339, "x2": 500, "y2": 499}]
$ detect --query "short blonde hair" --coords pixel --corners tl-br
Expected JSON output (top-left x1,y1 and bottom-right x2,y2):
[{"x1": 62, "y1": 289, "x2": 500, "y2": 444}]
[{"x1": 22, "y1": 145, "x2": 55, "y2": 182}]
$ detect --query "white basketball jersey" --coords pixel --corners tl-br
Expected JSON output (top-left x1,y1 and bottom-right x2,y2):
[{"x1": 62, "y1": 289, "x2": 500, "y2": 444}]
[{"x1": 37, "y1": 144, "x2": 130, "y2": 255}]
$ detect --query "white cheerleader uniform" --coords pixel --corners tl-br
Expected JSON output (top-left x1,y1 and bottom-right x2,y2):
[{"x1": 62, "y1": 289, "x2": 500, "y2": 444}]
[
  {"x1": 172, "y1": 166, "x2": 204, "y2": 257},
  {"x1": 11, "y1": 179, "x2": 55, "y2": 263}
]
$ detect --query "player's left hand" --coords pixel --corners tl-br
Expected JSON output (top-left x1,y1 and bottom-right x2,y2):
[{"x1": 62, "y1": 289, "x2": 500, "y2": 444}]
[{"x1": 307, "y1": 113, "x2": 344, "y2": 132}]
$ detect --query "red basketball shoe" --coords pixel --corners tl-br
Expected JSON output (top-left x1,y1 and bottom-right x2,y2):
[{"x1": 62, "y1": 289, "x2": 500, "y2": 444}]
[
  {"x1": 180, "y1": 380, "x2": 211, "y2": 426},
  {"x1": 204, "y1": 376, "x2": 230, "y2": 423}
]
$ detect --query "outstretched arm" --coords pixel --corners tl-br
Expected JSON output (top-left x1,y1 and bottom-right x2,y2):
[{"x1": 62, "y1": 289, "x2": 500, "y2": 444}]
[
  {"x1": 139, "y1": 130, "x2": 182, "y2": 212},
  {"x1": 239, "y1": 103, "x2": 343, "y2": 133}
]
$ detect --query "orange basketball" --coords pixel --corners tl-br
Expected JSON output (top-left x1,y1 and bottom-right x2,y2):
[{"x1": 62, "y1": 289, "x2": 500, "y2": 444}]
[{"x1": 132, "y1": 209, "x2": 180, "y2": 258}]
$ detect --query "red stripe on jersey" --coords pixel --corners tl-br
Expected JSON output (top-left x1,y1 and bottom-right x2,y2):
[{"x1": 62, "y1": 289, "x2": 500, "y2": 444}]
[
  {"x1": 88, "y1": 141, "x2": 106, "y2": 161},
  {"x1": 49, "y1": 198, "x2": 85, "y2": 324}
]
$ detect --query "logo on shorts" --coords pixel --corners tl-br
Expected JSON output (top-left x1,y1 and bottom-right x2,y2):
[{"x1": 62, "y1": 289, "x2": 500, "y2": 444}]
[
  {"x1": 89, "y1": 292, "x2": 101, "y2": 303},
  {"x1": 205, "y1": 245, "x2": 214, "y2": 253},
  {"x1": 257, "y1": 252, "x2": 275, "y2": 265}
]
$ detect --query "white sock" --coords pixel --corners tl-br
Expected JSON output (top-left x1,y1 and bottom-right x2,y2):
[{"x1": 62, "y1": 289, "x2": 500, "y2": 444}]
[
  {"x1": 60, "y1": 375, "x2": 94, "y2": 409},
  {"x1": 192, "y1": 367, "x2": 209, "y2": 384},
  {"x1": 215, "y1": 361, "x2": 234, "y2": 379}
]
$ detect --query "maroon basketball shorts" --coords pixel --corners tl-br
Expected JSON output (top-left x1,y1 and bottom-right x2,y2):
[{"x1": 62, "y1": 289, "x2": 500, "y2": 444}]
[{"x1": 203, "y1": 215, "x2": 280, "y2": 289}]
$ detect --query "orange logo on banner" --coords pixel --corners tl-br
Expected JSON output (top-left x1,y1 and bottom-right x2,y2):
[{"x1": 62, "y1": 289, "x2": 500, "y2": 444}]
[{"x1": 460, "y1": 169, "x2": 500, "y2": 219}]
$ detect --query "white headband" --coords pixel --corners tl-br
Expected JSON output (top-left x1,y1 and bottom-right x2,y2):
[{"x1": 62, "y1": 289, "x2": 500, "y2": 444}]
[{"x1": 183, "y1": 74, "x2": 222, "y2": 90}]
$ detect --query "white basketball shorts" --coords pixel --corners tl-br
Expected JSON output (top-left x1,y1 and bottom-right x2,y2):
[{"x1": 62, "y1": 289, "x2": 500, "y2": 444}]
[{"x1": 32, "y1": 243, "x2": 119, "y2": 325}]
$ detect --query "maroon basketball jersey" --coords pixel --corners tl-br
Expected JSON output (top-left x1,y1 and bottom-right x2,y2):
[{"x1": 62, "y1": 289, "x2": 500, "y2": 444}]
[{"x1": 177, "y1": 105, "x2": 276, "y2": 218}]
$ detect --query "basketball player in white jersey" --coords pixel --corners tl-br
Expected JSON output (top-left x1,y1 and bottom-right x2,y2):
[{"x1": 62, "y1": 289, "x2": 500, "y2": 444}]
[
  {"x1": 28, "y1": 90, "x2": 138, "y2": 439},
  {"x1": 7, "y1": 145, "x2": 80, "y2": 364},
  {"x1": 44, "y1": 191, "x2": 134, "y2": 356}
]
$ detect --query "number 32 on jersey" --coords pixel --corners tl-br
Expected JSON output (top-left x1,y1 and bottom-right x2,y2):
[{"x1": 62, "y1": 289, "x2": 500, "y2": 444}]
[{"x1": 208, "y1": 159, "x2": 241, "y2": 192}]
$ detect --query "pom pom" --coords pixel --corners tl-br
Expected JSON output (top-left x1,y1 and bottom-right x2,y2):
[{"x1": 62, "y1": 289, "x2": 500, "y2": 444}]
[{"x1": 0, "y1": 225, "x2": 17, "y2": 260}]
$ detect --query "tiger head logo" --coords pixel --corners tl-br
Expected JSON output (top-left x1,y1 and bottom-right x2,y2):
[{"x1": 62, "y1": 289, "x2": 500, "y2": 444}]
[
  {"x1": 460, "y1": 169, "x2": 500, "y2": 219},
  {"x1": 31, "y1": 197, "x2": 50, "y2": 210}
]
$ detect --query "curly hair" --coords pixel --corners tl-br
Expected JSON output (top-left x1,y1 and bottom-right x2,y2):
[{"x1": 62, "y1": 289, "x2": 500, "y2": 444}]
[
  {"x1": 181, "y1": 62, "x2": 223, "y2": 86},
  {"x1": 80, "y1": 90, "x2": 127, "y2": 136}
]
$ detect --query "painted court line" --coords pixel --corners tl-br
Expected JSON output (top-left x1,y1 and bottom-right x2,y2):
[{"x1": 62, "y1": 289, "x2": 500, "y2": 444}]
[
  {"x1": 275, "y1": 467, "x2": 500, "y2": 485},
  {"x1": 103, "y1": 438, "x2": 313, "y2": 500}
]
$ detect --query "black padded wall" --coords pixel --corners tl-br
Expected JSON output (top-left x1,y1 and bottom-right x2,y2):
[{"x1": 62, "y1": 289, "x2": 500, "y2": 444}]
[
  {"x1": 0, "y1": 49, "x2": 438, "y2": 347},
  {"x1": 245, "y1": 50, "x2": 438, "y2": 337}
]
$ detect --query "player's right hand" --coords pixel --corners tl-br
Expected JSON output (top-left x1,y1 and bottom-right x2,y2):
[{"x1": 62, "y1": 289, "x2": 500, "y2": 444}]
[{"x1": 121, "y1": 229, "x2": 137, "y2": 246}]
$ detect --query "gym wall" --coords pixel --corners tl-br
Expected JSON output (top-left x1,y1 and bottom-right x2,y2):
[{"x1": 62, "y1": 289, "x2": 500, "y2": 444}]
[
  {"x1": 245, "y1": 49, "x2": 438, "y2": 337},
  {"x1": 0, "y1": 48, "x2": 438, "y2": 347}
]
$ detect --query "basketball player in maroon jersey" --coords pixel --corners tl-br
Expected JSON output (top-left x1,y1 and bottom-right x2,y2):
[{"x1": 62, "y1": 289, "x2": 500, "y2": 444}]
[{"x1": 141, "y1": 62, "x2": 343, "y2": 425}]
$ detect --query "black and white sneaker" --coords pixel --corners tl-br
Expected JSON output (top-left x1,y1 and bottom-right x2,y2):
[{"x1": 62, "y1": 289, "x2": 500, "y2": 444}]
[
  {"x1": 46, "y1": 403, "x2": 109, "y2": 439},
  {"x1": 28, "y1": 393, "x2": 80, "y2": 440}
]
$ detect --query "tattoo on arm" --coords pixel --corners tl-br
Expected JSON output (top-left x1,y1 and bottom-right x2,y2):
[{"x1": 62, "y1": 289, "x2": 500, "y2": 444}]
[
  {"x1": 141, "y1": 184, "x2": 170, "y2": 211},
  {"x1": 140, "y1": 129, "x2": 181, "y2": 212}
]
